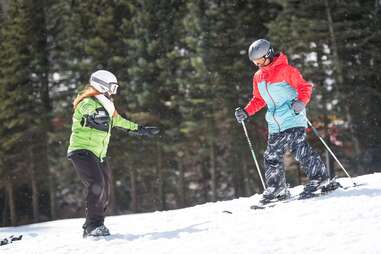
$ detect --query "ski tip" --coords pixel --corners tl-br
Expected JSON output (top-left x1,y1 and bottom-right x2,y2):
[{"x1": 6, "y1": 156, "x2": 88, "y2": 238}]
[
  {"x1": 250, "y1": 205, "x2": 267, "y2": 210},
  {"x1": 14, "y1": 235, "x2": 23, "y2": 241},
  {"x1": 352, "y1": 182, "x2": 366, "y2": 188},
  {"x1": 222, "y1": 210, "x2": 232, "y2": 214}
]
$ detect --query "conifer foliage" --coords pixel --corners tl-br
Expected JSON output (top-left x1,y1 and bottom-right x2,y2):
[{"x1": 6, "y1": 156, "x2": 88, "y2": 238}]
[
  {"x1": 0, "y1": 0, "x2": 51, "y2": 225},
  {"x1": 0, "y1": 0, "x2": 379, "y2": 226}
]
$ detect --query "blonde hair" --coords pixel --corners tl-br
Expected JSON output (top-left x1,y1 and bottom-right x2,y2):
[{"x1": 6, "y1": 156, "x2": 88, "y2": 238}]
[{"x1": 73, "y1": 85, "x2": 100, "y2": 109}]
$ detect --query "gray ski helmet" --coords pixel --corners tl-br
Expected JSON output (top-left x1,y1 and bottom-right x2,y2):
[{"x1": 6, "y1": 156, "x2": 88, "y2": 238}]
[{"x1": 248, "y1": 39, "x2": 275, "y2": 61}]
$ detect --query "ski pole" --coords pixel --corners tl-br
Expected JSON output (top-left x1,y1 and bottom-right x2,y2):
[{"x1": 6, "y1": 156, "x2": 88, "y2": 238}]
[
  {"x1": 241, "y1": 121, "x2": 266, "y2": 190},
  {"x1": 304, "y1": 116, "x2": 357, "y2": 186}
]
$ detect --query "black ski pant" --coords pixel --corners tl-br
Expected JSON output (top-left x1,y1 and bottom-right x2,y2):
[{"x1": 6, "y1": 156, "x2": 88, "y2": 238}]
[
  {"x1": 68, "y1": 150, "x2": 111, "y2": 229},
  {"x1": 264, "y1": 127, "x2": 328, "y2": 189}
]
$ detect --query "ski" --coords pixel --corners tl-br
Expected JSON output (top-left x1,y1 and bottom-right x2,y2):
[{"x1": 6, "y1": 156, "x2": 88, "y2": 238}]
[
  {"x1": 0, "y1": 235, "x2": 23, "y2": 247},
  {"x1": 250, "y1": 194, "x2": 300, "y2": 210},
  {"x1": 251, "y1": 178, "x2": 341, "y2": 210},
  {"x1": 250, "y1": 191, "x2": 330, "y2": 210},
  {"x1": 222, "y1": 181, "x2": 364, "y2": 213},
  {"x1": 250, "y1": 181, "x2": 363, "y2": 210}
]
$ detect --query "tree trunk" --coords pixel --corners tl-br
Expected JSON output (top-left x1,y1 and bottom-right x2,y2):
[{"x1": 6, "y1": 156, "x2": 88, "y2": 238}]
[
  {"x1": 29, "y1": 147, "x2": 40, "y2": 223},
  {"x1": 30, "y1": 169, "x2": 39, "y2": 223},
  {"x1": 48, "y1": 172, "x2": 56, "y2": 220},
  {"x1": 323, "y1": 115, "x2": 336, "y2": 178},
  {"x1": 209, "y1": 134, "x2": 217, "y2": 202},
  {"x1": 207, "y1": 105, "x2": 218, "y2": 201},
  {"x1": 2, "y1": 187, "x2": 8, "y2": 226},
  {"x1": 324, "y1": 0, "x2": 343, "y2": 85},
  {"x1": 34, "y1": 0, "x2": 53, "y2": 221},
  {"x1": 129, "y1": 167, "x2": 138, "y2": 212},
  {"x1": 241, "y1": 158, "x2": 251, "y2": 196},
  {"x1": 6, "y1": 182, "x2": 16, "y2": 226},
  {"x1": 156, "y1": 143, "x2": 165, "y2": 211},
  {"x1": 177, "y1": 158, "x2": 185, "y2": 208}
]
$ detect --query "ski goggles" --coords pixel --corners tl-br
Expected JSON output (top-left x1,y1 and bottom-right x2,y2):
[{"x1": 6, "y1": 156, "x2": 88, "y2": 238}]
[
  {"x1": 108, "y1": 82, "x2": 119, "y2": 94},
  {"x1": 91, "y1": 76, "x2": 119, "y2": 94}
]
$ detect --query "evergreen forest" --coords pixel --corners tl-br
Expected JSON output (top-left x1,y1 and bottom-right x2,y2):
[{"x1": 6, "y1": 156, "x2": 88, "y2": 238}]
[{"x1": 0, "y1": 0, "x2": 380, "y2": 226}]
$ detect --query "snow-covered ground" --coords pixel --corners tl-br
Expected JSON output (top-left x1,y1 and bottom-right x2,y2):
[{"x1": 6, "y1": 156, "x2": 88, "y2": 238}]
[{"x1": 1, "y1": 173, "x2": 381, "y2": 254}]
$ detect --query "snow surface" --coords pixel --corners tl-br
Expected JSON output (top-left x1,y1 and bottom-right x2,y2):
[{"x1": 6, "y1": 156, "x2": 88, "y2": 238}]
[{"x1": 1, "y1": 173, "x2": 381, "y2": 254}]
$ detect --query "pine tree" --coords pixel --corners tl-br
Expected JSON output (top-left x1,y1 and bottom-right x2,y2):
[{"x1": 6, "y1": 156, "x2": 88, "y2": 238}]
[
  {"x1": 0, "y1": 0, "x2": 38, "y2": 225},
  {"x1": 120, "y1": 0, "x2": 187, "y2": 210},
  {"x1": 0, "y1": 0, "x2": 53, "y2": 225},
  {"x1": 181, "y1": 0, "x2": 280, "y2": 201}
]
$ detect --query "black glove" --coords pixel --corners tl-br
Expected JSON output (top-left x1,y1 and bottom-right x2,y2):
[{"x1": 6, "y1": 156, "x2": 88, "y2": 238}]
[
  {"x1": 235, "y1": 107, "x2": 248, "y2": 123},
  {"x1": 129, "y1": 126, "x2": 160, "y2": 137},
  {"x1": 291, "y1": 100, "x2": 305, "y2": 114}
]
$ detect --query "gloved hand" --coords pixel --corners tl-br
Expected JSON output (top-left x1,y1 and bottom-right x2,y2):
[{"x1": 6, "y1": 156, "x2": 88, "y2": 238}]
[
  {"x1": 129, "y1": 126, "x2": 160, "y2": 137},
  {"x1": 235, "y1": 107, "x2": 248, "y2": 123},
  {"x1": 291, "y1": 100, "x2": 305, "y2": 114}
]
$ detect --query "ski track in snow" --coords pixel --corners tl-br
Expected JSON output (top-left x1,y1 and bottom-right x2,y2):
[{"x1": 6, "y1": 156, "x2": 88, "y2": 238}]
[{"x1": 1, "y1": 173, "x2": 381, "y2": 254}]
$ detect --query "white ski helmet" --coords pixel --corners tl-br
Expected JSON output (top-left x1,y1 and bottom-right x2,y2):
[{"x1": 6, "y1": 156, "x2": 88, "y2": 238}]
[{"x1": 90, "y1": 70, "x2": 119, "y2": 94}]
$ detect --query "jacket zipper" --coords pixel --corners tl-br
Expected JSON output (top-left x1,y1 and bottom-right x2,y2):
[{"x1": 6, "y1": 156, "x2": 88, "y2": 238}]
[{"x1": 265, "y1": 83, "x2": 281, "y2": 132}]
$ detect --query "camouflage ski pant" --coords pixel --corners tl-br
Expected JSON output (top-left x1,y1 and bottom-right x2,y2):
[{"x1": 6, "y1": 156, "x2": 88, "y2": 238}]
[{"x1": 264, "y1": 127, "x2": 328, "y2": 188}]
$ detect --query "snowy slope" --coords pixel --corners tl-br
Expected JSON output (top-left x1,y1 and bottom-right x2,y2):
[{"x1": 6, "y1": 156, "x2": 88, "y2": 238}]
[{"x1": 1, "y1": 173, "x2": 381, "y2": 254}]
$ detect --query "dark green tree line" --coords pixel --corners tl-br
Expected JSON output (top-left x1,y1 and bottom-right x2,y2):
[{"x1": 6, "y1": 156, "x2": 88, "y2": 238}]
[
  {"x1": 0, "y1": 0, "x2": 380, "y2": 226},
  {"x1": 0, "y1": 0, "x2": 52, "y2": 225}
]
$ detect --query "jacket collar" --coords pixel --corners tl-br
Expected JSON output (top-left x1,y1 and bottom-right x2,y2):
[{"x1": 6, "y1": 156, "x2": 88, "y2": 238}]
[{"x1": 259, "y1": 53, "x2": 288, "y2": 72}]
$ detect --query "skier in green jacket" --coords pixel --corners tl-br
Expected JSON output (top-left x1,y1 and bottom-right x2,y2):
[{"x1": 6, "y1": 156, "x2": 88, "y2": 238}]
[{"x1": 67, "y1": 70, "x2": 159, "y2": 238}]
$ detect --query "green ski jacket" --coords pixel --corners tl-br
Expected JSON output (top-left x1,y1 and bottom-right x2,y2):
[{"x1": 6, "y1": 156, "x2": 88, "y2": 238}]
[{"x1": 67, "y1": 97, "x2": 138, "y2": 160}]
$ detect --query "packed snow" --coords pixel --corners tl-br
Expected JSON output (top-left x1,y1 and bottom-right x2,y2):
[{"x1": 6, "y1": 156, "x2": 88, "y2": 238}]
[{"x1": 1, "y1": 173, "x2": 381, "y2": 254}]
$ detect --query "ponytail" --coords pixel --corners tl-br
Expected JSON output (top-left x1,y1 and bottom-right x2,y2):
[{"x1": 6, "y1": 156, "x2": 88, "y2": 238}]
[{"x1": 73, "y1": 85, "x2": 100, "y2": 109}]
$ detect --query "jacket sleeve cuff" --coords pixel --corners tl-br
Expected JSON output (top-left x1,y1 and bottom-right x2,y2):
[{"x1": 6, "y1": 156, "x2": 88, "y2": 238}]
[
  {"x1": 113, "y1": 114, "x2": 139, "y2": 130},
  {"x1": 297, "y1": 97, "x2": 309, "y2": 105}
]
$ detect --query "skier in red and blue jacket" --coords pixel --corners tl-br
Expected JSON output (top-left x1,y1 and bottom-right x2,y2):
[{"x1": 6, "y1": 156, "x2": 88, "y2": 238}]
[{"x1": 235, "y1": 39, "x2": 329, "y2": 203}]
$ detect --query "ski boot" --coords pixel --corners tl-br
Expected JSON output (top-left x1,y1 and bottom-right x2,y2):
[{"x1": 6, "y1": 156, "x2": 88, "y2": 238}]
[
  {"x1": 321, "y1": 177, "x2": 342, "y2": 193},
  {"x1": 260, "y1": 185, "x2": 290, "y2": 204},
  {"x1": 299, "y1": 177, "x2": 341, "y2": 199},
  {"x1": 83, "y1": 223, "x2": 110, "y2": 238}
]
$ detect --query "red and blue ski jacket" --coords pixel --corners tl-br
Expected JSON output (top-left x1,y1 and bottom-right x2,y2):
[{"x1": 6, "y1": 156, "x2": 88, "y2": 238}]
[{"x1": 244, "y1": 53, "x2": 312, "y2": 134}]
